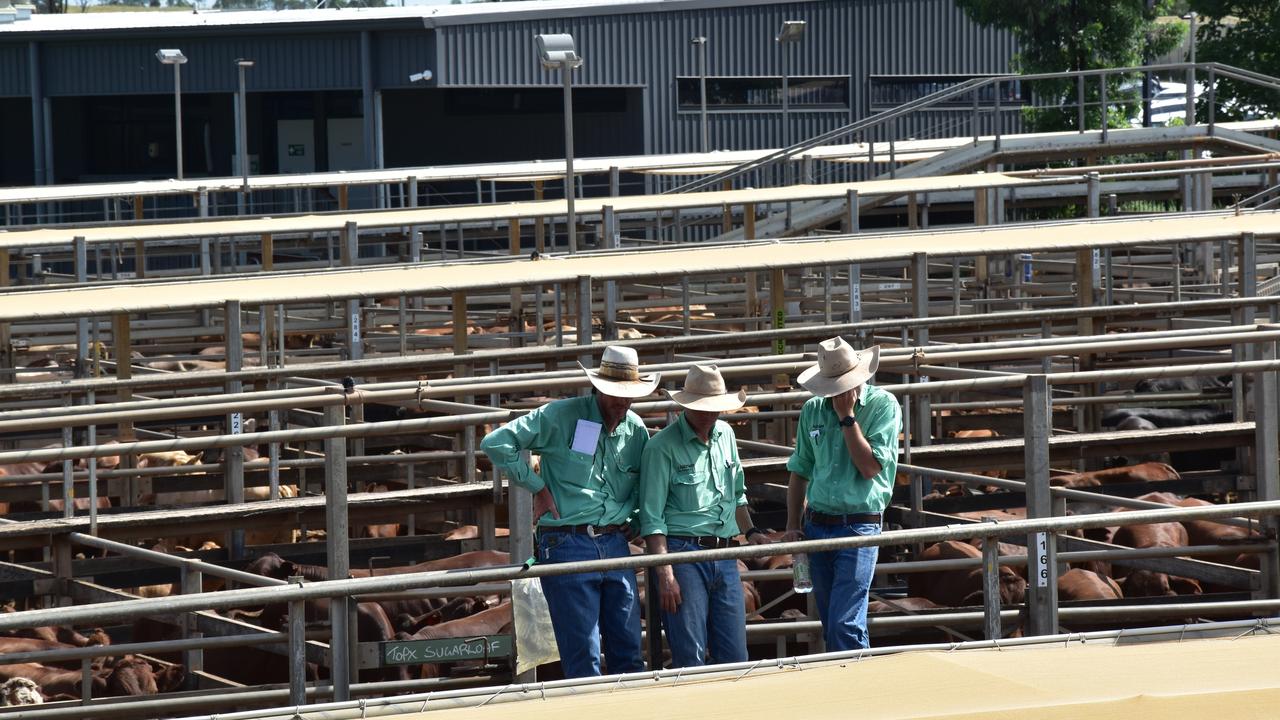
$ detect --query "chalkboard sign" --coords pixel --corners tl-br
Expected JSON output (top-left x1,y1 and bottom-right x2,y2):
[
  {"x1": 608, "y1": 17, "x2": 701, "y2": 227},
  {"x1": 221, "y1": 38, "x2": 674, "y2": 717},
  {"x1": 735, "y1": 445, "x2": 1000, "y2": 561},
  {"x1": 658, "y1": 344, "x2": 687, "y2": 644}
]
[{"x1": 381, "y1": 635, "x2": 513, "y2": 666}]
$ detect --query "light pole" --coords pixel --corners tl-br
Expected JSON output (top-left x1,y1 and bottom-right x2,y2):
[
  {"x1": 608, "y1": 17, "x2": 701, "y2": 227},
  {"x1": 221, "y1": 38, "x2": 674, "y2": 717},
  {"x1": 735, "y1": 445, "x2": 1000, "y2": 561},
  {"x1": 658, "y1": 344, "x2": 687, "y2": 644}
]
[
  {"x1": 236, "y1": 59, "x2": 254, "y2": 201},
  {"x1": 535, "y1": 33, "x2": 584, "y2": 254},
  {"x1": 1184, "y1": 11, "x2": 1198, "y2": 126},
  {"x1": 155, "y1": 48, "x2": 187, "y2": 180},
  {"x1": 691, "y1": 36, "x2": 708, "y2": 153},
  {"x1": 776, "y1": 20, "x2": 806, "y2": 150}
]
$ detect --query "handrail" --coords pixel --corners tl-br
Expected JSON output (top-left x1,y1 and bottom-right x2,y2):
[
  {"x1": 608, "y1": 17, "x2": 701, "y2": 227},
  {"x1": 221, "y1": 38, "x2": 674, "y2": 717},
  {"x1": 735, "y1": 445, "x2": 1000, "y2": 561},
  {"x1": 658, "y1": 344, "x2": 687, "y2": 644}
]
[{"x1": 666, "y1": 61, "x2": 1280, "y2": 195}]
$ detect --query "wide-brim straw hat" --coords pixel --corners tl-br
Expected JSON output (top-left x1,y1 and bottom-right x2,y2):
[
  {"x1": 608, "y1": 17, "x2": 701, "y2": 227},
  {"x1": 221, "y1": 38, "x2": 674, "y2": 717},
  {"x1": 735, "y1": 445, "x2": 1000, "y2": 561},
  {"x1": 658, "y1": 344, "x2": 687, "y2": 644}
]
[
  {"x1": 579, "y1": 345, "x2": 661, "y2": 399},
  {"x1": 667, "y1": 364, "x2": 747, "y2": 412},
  {"x1": 797, "y1": 338, "x2": 880, "y2": 398}
]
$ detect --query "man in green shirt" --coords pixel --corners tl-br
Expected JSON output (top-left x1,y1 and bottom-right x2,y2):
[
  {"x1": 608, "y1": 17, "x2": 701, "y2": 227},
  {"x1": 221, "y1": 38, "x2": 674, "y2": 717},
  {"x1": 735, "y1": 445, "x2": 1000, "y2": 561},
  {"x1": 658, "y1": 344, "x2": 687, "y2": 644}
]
[
  {"x1": 782, "y1": 337, "x2": 900, "y2": 651},
  {"x1": 480, "y1": 345, "x2": 657, "y2": 678},
  {"x1": 640, "y1": 365, "x2": 769, "y2": 668}
]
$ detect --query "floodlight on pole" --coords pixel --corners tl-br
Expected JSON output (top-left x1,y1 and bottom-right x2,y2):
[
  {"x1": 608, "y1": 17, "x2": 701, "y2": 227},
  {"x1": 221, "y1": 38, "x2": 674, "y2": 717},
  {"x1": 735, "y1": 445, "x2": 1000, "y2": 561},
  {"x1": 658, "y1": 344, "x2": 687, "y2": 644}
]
[
  {"x1": 1183, "y1": 11, "x2": 1198, "y2": 126},
  {"x1": 776, "y1": 20, "x2": 806, "y2": 150},
  {"x1": 691, "y1": 36, "x2": 709, "y2": 153},
  {"x1": 236, "y1": 59, "x2": 254, "y2": 206},
  {"x1": 156, "y1": 48, "x2": 187, "y2": 180},
  {"x1": 535, "y1": 33, "x2": 583, "y2": 254}
]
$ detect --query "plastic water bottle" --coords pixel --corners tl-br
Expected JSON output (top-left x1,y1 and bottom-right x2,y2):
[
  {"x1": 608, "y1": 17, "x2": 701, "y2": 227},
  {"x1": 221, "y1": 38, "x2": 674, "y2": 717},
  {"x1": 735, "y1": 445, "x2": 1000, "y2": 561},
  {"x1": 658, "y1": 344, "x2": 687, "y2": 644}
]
[{"x1": 792, "y1": 553, "x2": 814, "y2": 594}]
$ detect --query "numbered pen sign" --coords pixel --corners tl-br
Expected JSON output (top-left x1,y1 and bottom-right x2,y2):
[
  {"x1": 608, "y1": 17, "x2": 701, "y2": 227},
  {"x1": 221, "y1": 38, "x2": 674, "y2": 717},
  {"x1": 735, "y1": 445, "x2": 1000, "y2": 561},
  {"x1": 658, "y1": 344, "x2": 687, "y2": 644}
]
[
  {"x1": 350, "y1": 311, "x2": 361, "y2": 344},
  {"x1": 230, "y1": 413, "x2": 243, "y2": 435},
  {"x1": 381, "y1": 635, "x2": 513, "y2": 666},
  {"x1": 1032, "y1": 532, "x2": 1049, "y2": 588}
]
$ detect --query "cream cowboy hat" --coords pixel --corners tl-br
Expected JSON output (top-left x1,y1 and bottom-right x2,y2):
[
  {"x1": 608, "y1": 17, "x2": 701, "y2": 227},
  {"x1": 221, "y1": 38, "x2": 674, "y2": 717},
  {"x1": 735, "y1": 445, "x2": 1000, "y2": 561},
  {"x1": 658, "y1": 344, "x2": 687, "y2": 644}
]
[
  {"x1": 580, "y1": 345, "x2": 661, "y2": 399},
  {"x1": 796, "y1": 338, "x2": 880, "y2": 398},
  {"x1": 667, "y1": 364, "x2": 747, "y2": 412}
]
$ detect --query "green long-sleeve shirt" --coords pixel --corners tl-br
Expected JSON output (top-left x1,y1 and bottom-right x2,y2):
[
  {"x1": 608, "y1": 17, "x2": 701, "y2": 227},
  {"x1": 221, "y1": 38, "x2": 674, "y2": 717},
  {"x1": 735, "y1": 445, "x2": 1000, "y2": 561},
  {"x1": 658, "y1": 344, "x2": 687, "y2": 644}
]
[
  {"x1": 785, "y1": 383, "x2": 901, "y2": 515},
  {"x1": 639, "y1": 414, "x2": 746, "y2": 539},
  {"x1": 479, "y1": 395, "x2": 648, "y2": 528}
]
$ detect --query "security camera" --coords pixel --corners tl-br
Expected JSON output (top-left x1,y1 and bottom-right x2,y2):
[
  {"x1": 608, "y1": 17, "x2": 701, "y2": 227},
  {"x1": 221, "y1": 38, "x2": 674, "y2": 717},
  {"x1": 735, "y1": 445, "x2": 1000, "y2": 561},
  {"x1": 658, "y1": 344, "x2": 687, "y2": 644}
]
[{"x1": 409, "y1": 69, "x2": 433, "y2": 83}]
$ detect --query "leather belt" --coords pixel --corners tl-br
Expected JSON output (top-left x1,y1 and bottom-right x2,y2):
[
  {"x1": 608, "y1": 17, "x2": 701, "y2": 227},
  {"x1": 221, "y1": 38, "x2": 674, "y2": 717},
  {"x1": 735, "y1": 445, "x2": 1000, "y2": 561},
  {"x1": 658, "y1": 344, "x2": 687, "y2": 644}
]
[
  {"x1": 807, "y1": 510, "x2": 882, "y2": 526},
  {"x1": 542, "y1": 523, "x2": 628, "y2": 538},
  {"x1": 668, "y1": 535, "x2": 734, "y2": 549}
]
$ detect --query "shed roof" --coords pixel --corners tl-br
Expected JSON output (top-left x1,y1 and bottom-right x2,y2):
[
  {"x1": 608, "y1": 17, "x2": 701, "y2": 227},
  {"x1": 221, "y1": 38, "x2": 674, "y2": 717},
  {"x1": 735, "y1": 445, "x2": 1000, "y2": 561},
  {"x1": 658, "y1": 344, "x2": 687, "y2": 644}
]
[
  {"x1": 0, "y1": 209, "x2": 1273, "y2": 322},
  {"x1": 0, "y1": 0, "x2": 810, "y2": 37}
]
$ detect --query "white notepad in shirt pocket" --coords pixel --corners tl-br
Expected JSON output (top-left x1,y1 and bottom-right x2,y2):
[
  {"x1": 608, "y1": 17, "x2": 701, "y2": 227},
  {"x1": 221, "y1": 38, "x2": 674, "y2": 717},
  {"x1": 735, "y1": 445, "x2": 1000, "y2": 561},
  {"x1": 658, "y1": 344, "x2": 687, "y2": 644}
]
[{"x1": 571, "y1": 419, "x2": 602, "y2": 455}]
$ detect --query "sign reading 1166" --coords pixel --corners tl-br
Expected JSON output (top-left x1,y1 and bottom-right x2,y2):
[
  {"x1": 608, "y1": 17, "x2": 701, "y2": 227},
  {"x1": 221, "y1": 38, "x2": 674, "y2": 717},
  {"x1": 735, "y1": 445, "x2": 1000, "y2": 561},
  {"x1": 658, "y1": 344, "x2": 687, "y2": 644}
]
[{"x1": 381, "y1": 635, "x2": 513, "y2": 666}]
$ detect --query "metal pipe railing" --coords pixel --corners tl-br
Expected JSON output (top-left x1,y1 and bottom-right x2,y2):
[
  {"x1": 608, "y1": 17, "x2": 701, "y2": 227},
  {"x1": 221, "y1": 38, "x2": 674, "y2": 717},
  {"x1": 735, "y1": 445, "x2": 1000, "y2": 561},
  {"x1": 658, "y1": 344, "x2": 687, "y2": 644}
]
[
  {"x1": 0, "y1": 498, "x2": 1275, "y2": 633},
  {"x1": 4, "y1": 291, "x2": 1279, "y2": 402},
  {"x1": 668, "y1": 62, "x2": 1280, "y2": 194}
]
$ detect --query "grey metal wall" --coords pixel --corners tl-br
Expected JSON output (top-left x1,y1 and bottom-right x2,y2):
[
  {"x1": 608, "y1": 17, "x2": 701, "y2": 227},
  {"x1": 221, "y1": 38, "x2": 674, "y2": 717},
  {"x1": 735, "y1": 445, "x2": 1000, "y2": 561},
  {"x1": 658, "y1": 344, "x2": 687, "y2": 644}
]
[
  {"x1": 436, "y1": 0, "x2": 1017, "y2": 154},
  {"x1": 0, "y1": 45, "x2": 28, "y2": 97},
  {"x1": 39, "y1": 34, "x2": 362, "y2": 96},
  {"x1": 0, "y1": 0, "x2": 1016, "y2": 175}
]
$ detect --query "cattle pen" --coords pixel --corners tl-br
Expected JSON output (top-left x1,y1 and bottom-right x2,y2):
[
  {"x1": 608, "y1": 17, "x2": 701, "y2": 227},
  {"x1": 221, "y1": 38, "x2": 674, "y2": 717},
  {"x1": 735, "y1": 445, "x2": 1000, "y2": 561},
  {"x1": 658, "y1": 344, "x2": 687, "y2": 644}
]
[{"x1": 0, "y1": 59, "x2": 1278, "y2": 718}]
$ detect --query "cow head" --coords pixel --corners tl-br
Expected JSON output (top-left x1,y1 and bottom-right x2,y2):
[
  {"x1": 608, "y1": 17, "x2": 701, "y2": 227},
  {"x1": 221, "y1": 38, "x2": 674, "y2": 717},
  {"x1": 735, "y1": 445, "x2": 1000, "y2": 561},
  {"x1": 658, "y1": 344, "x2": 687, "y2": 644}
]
[{"x1": 106, "y1": 656, "x2": 184, "y2": 696}]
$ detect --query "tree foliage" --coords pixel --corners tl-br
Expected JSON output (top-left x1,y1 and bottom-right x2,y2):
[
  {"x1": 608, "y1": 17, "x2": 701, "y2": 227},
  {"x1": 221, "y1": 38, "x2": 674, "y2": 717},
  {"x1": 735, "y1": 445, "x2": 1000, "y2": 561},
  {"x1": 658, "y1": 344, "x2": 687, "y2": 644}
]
[
  {"x1": 1189, "y1": 0, "x2": 1280, "y2": 120},
  {"x1": 955, "y1": 0, "x2": 1184, "y2": 131}
]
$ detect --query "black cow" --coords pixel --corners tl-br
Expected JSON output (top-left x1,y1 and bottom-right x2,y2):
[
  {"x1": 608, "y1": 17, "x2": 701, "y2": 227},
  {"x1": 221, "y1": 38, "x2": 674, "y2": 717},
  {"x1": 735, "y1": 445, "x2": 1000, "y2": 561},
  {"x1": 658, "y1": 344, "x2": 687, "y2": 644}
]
[{"x1": 1103, "y1": 407, "x2": 1236, "y2": 471}]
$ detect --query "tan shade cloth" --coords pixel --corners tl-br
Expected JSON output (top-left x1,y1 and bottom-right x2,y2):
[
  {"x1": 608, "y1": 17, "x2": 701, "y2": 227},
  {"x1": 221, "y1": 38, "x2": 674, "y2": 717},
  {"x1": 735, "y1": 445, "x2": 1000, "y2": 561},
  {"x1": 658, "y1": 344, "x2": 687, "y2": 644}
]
[
  {"x1": 0, "y1": 172, "x2": 1063, "y2": 251},
  {"x1": 0, "y1": 209, "x2": 1277, "y2": 322},
  {"x1": 383, "y1": 632, "x2": 1280, "y2": 720}
]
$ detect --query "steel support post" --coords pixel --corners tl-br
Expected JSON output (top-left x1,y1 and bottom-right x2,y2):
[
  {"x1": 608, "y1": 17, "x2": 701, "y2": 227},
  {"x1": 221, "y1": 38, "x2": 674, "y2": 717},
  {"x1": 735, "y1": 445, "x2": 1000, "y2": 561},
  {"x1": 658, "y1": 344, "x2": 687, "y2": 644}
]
[
  {"x1": 180, "y1": 566, "x2": 204, "y2": 689},
  {"x1": 342, "y1": 221, "x2": 357, "y2": 267},
  {"x1": 452, "y1": 291, "x2": 468, "y2": 379},
  {"x1": 508, "y1": 219, "x2": 523, "y2": 334},
  {"x1": 577, "y1": 275, "x2": 592, "y2": 369},
  {"x1": 111, "y1": 313, "x2": 136, "y2": 506},
  {"x1": 346, "y1": 299, "x2": 363, "y2": 362},
  {"x1": 823, "y1": 266, "x2": 833, "y2": 326},
  {"x1": 73, "y1": 237, "x2": 89, "y2": 379},
  {"x1": 1023, "y1": 374, "x2": 1058, "y2": 636},
  {"x1": 288, "y1": 580, "x2": 307, "y2": 707},
  {"x1": 225, "y1": 300, "x2": 246, "y2": 559},
  {"x1": 408, "y1": 177, "x2": 419, "y2": 208},
  {"x1": 770, "y1": 268, "x2": 786, "y2": 391},
  {"x1": 844, "y1": 189, "x2": 859, "y2": 233},
  {"x1": 603, "y1": 206, "x2": 618, "y2": 341},
  {"x1": 261, "y1": 233, "x2": 274, "y2": 272},
  {"x1": 981, "y1": 533, "x2": 1001, "y2": 639},
  {"x1": 911, "y1": 252, "x2": 931, "y2": 447},
  {"x1": 681, "y1": 276, "x2": 692, "y2": 336},
  {"x1": 609, "y1": 166, "x2": 620, "y2": 197},
  {"x1": 1086, "y1": 173, "x2": 1100, "y2": 218},
  {"x1": 1253, "y1": 337, "x2": 1280, "y2": 600},
  {"x1": 323, "y1": 403, "x2": 351, "y2": 701}
]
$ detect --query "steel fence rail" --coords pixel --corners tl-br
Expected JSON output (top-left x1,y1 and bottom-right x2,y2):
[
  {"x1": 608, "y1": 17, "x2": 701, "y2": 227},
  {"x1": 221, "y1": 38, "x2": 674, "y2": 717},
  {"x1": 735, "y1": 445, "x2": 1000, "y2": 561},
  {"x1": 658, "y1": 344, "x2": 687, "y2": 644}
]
[{"x1": 0, "y1": 499, "x2": 1276, "y2": 634}]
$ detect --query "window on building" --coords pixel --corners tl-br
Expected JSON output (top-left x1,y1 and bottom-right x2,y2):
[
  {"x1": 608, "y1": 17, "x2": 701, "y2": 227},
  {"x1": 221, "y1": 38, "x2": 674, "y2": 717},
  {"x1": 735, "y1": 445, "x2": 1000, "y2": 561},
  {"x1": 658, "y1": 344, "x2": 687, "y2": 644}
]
[
  {"x1": 676, "y1": 76, "x2": 850, "y2": 111},
  {"x1": 868, "y1": 75, "x2": 1024, "y2": 110}
]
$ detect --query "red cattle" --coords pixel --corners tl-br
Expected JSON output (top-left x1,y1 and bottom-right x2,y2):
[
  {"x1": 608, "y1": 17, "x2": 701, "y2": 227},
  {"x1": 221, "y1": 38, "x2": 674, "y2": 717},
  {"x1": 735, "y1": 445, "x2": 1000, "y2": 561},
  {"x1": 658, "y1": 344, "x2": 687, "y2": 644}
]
[
  {"x1": 1057, "y1": 568, "x2": 1123, "y2": 601},
  {"x1": 1050, "y1": 462, "x2": 1181, "y2": 488},
  {"x1": 907, "y1": 541, "x2": 1026, "y2": 607}
]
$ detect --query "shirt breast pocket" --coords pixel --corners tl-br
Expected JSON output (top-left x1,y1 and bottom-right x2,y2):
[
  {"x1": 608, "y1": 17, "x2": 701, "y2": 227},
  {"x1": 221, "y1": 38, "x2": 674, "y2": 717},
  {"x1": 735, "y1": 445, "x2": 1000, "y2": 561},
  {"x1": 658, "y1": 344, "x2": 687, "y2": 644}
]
[
  {"x1": 607, "y1": 457, "x2": 640, "y2": 499},
  {"x1": 672, "y1": 467, "x2": 713, "y2": 510},
  {"x1": 558, "y1": 450, "x2": 595, "y2": 490}
]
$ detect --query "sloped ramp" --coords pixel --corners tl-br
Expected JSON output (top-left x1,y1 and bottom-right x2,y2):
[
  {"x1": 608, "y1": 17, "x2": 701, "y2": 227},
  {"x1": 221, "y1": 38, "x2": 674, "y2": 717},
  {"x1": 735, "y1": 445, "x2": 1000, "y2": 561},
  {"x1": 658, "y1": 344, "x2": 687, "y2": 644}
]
[{"x1": 717, "y1": 121, "x2": 1280, "y2": 241}]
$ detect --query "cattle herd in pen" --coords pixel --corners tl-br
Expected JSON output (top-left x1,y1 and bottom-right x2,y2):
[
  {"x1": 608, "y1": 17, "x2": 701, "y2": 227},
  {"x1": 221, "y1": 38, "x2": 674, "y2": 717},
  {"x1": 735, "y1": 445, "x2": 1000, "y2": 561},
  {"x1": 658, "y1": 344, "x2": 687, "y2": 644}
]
[{"x1": 0, "y1": 300, "x2": 1256, "y2": 708}]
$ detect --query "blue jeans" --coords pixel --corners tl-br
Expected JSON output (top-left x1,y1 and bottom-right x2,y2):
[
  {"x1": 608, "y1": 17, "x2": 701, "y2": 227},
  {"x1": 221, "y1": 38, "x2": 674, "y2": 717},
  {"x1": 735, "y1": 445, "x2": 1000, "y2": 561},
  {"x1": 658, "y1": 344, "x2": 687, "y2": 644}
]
[
  {"x1": 803, "y1": 519, "x2": 880, "y2": 651},
  {"x1": 536, "y1": 529, "x2": 644, "y2": 678},
  {"x1": 660, "y1": 537, "x2": 748, "y2": 668}
]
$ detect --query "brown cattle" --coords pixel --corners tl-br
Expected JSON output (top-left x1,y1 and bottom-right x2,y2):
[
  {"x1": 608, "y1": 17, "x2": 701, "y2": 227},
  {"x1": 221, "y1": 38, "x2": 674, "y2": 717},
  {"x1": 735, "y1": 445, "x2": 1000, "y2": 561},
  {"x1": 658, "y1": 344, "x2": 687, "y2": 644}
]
[
  {"x1": 1051, "y1": 462, "x2": 1181, "y2": 488},
  {"x1": 1110, "y1": 504, "x2": 1201, "y2": 598},
  {"x1": 357, "y1": 484, "x2": 402, "y2": 539},
  {"x1": 406, "y1": 603, "x2": 514, "y2": 679},
  {"x1": 443, "y1": 525, "x2": 512, "y2": 541},
  {"x1": 104, "y1": 656, "x2": 185, "y2": 697},
  {"x1": 907, "y1": 540, "x2": 1026, "y2": 607},
  {"x1": 1057, "y1": 568, "x2": 1123, "y2": 601},
  {"x1": 867, "y1": 597, "x2": 941, "y2": 613},
  {"x1": 0, "y1": 663, "x2": 106, "y2": 701},
  {"x1": 1176, "y1": 497, "x2": 1263, "y2": 547}
]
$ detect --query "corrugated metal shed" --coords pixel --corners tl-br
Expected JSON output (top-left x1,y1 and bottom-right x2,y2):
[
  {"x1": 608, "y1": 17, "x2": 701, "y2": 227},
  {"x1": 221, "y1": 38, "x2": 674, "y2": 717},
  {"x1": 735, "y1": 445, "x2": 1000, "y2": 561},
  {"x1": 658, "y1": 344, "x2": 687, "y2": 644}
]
[{"x1": 0, "y1": 0, "x2": 1017, "y2": 182}]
